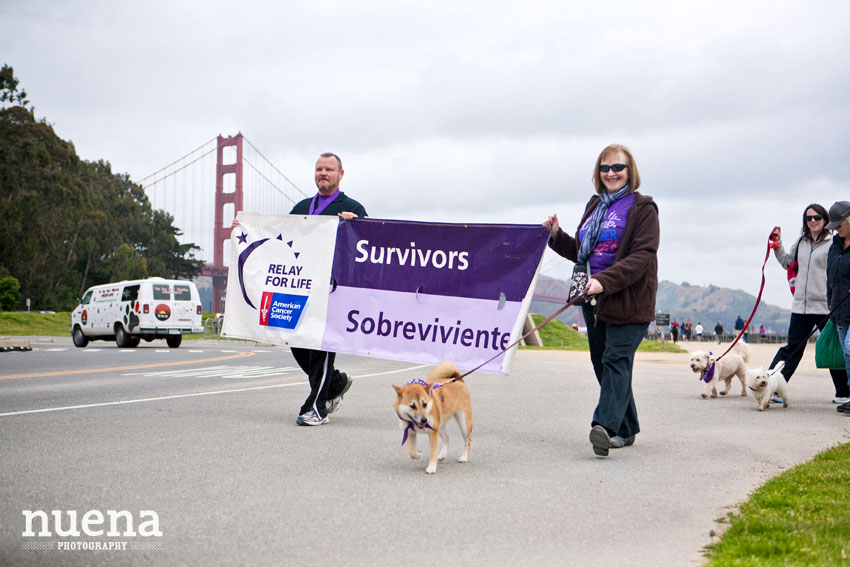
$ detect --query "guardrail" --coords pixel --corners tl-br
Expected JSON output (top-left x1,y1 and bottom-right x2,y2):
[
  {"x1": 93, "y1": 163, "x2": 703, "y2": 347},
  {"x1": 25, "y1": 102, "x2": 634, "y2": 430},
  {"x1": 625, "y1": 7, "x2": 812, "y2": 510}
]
[{"x1": 204, "y1": 317, "x2": 224, "y2": 340}]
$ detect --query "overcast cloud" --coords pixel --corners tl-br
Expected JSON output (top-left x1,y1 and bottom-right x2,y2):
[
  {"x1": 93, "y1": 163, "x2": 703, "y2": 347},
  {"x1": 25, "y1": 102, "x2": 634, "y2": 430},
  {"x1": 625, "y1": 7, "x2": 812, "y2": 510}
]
[{"x1": 2, "y1": 0, "x2": 849, "y2": 309}]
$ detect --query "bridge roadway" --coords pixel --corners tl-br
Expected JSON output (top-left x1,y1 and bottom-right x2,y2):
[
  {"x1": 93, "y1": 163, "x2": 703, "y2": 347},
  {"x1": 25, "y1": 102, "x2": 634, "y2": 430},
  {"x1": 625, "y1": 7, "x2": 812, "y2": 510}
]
[{"x1": 1, "y1": 338, "x2": 848, "y2": 566}]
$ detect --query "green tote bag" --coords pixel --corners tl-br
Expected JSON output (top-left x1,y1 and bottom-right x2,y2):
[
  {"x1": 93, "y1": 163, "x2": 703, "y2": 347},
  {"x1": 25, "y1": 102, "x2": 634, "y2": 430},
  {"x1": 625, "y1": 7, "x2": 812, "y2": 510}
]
[{"x1": 816, "y1": 319, "x2": 845, "y2": 370}]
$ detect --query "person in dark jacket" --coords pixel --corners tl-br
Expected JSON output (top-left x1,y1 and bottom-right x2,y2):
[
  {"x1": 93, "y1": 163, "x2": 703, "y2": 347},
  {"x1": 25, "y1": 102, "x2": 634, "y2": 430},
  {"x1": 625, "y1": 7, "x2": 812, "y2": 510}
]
[
  {"x1": 543, "y1": 144, "x2": 659, "y2": 457},
  {"x1": 232, "y1": 152, "x2": 366, "y2": 426},
  {"x1": 825, "y1": 201, "x2": 850, "y2": 415}
]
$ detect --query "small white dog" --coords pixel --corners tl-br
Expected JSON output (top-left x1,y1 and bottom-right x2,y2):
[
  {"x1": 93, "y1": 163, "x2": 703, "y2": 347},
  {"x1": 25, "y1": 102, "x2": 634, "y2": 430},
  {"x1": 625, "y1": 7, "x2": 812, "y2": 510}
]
[
  {"x1": 747, "y1": 365, "x2": 789, "y2": 411},
  {"x1": 689, "y1": 342, "x2": 751, "y2": 398}
]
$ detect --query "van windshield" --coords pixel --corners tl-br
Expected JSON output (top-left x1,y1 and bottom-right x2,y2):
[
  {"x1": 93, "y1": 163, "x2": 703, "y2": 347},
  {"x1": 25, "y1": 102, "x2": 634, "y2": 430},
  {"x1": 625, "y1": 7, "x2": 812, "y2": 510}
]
[
  {"x1": 174, "y1": 285, "x2": 192, "y2": 301},
  {"x1": 122, "y1": 285, "x2": 140, "y2": 302},
  {"x1": 153, "y1": 284, "x2": 171, "y2": 300},
  {"x1": 81, "y1": 291, "x2": 93, "y2": 305}
]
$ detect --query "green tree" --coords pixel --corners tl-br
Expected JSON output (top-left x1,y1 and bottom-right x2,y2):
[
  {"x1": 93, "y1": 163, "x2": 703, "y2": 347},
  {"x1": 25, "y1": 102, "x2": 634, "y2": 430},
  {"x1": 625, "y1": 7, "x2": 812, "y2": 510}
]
[
  {"x1": 0, "y1": 64, "x2": 31, "y2": 110},
  {"x1": 0, "y1": 269, "x2": 21, "y2": 311},
  {"x1": 0, "y1": 64, "x2": 203, "y2": 310}
]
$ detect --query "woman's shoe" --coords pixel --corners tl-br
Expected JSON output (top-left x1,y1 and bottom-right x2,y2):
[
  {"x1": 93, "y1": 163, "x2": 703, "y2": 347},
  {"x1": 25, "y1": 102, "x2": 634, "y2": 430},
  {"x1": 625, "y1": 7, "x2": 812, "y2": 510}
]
[{"x1": 589, "y1": 425, "x2": 612, "y2": 456}]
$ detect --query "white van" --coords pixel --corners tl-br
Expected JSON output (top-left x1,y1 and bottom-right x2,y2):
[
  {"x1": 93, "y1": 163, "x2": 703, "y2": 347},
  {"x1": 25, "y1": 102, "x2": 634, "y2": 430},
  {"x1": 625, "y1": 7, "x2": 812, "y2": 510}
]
[{"x1": 70, "y1": 278, "x2": 204, "y2": 348}]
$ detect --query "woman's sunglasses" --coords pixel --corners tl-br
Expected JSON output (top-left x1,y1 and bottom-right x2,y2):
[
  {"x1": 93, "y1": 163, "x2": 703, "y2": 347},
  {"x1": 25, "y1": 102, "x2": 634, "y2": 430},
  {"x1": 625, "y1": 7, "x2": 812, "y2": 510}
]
[
  {"x1": 599, "y1": 163, "x2": 628, "y2": 173},
  {"x1": 805, "y1": 215, "x2": 824, "y2": 222}
]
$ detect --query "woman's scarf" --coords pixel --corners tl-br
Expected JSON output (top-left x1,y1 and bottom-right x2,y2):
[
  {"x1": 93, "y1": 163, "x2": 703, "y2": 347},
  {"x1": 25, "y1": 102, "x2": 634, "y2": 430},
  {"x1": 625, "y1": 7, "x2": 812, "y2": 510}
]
[{"x1": 577, "y1": 184, "x2": 631, "y2": 265}]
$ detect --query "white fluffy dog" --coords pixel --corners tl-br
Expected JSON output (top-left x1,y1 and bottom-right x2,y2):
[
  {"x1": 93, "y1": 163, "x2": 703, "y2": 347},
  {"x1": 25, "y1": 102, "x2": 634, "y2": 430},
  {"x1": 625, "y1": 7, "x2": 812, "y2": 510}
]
[
  {"x1": 689, "y1": 342, "x2": 751, "y2": 398},
  {"x1": 746, "y1": 366, "x2": 789, "y2": 411}
]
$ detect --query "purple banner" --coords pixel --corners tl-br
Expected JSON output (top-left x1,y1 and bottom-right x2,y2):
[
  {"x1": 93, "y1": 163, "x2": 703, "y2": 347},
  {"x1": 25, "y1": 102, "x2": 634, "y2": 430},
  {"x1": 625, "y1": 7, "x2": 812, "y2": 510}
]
[{"x1": 332, "y1": 219, "x2": 549, "y2": 301}]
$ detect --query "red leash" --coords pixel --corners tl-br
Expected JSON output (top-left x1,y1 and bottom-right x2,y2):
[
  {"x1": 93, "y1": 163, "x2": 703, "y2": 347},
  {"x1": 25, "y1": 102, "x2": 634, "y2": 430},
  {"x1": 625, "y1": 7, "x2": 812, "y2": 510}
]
[
  {"x1": 447, "y1": 291, "x2": 589, "y2": 383},
  {"x1": 717, "y1": 227, "x2": 779, "y2": 361}
]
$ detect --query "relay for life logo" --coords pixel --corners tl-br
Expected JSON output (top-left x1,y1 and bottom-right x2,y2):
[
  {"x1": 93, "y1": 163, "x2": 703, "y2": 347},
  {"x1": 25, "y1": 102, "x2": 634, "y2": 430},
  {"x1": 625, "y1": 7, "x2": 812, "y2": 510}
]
[{"x1": 223, "y1": 213, "x2": 338, "y2": 350}]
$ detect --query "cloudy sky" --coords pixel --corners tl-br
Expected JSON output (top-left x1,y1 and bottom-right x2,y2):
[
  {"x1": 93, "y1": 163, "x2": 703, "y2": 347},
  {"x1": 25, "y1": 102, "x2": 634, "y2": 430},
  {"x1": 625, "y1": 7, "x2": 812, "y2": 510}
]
[{"x1": 3, "y1": 0, "x2": 849, "y2": 309}]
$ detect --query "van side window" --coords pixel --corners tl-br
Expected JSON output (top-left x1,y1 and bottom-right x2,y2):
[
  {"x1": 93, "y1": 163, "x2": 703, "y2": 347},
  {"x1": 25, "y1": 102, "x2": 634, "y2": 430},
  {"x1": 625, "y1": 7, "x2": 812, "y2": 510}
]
[
  {"x1": 174, "y1": 285, "x2": 191, "y2": 301},
  {"x1": 122, "y1": 285, "x2": 140, "y2": 302},
  {"x1": 153, "y1": 284, "x2": 171, "y2": 300},
  {"x1": 81, "y1": 291, "x2": 93, "y2": 305}
]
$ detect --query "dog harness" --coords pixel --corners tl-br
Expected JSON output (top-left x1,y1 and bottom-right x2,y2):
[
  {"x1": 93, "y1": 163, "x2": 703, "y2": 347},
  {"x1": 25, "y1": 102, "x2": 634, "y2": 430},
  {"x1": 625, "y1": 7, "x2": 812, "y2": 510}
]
[{"x1": 397, "y1": 378, "x2": 443, "y2": 445}]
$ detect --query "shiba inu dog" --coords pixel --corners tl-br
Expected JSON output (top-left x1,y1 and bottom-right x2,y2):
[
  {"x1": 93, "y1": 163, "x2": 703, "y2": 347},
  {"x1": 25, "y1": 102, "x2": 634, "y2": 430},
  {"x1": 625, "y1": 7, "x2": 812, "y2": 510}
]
[{"x1": 392, "y1": 361, "x2": 473, "y2": 474}]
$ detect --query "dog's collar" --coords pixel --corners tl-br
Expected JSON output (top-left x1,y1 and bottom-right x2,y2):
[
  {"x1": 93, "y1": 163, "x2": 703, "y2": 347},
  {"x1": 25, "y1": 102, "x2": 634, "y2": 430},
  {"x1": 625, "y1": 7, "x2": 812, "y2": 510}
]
[
  {"x1": 700, "y1": 361, "x2": 716, "y2": 383},
  {"x1": 405, "y1": 377, "x2": 443, "y2": 392},
  {"x1": 748, "y1": 385, "x2": 759, "y2": 392}
]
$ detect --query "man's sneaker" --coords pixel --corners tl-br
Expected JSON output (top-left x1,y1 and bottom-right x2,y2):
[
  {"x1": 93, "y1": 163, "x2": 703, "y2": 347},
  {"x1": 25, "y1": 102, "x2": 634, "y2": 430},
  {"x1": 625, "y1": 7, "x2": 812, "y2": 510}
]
[
  {"x1": 833, "y1": 396, "x2": 850, "y2": 404},
  {"x1": 325, "y1": 373, "x2": 354, "y2": 415},
  {"x1": 770, "y1": 393, "x2": 784, "y2": 405},
  {"x1": 838, "y1": 402, "x2": 850, "y2": 414},
  {"x1": 296, "y1": 410, "x2": 329, "y2": 426}
]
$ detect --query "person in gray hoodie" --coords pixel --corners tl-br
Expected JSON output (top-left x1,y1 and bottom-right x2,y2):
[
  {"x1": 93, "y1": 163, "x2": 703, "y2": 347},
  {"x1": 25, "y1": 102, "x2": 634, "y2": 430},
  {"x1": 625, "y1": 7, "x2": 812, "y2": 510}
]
[{"x1": 770, "y1": 203, "x2": 849, "y2": 404}]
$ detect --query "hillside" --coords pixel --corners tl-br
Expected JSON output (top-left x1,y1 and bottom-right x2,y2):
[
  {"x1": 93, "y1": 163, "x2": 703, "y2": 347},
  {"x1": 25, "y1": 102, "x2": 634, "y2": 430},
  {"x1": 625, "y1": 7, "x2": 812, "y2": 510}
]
[{"x1": 530, "y1": 276, "x2": 790, "y2": 332}]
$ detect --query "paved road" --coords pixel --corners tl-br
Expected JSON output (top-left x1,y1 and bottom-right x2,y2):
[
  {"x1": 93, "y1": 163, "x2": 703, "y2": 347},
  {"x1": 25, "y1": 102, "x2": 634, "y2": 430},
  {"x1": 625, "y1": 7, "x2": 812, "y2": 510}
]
[{"x1": 1, "y1": 338, "x2": 848, "y2": 566}]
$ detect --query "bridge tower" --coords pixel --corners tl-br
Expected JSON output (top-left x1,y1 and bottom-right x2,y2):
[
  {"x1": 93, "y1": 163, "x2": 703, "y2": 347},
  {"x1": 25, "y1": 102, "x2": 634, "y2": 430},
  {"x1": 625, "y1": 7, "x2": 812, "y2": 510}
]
[{"x1": 201, "y1": 133, "x2": 243, "y2": 312}]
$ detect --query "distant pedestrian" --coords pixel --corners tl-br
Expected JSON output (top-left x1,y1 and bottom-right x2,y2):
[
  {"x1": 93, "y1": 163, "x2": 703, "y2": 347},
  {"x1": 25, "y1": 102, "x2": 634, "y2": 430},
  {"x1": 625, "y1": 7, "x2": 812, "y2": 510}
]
[
  {"x1": 734, "y1": 315, "x2": 745, "y2": 335},
  {"x1": 670, "y1": 319, "x2": 679, "y2": 343},
  {"x1": 759, "y1": 324, "x2": 766, "y2": 343},
  {"x1": 695, "y1": 322, "x2": 704, "y2": 342},
  {"x1": 715, "y1": 321, "x2": 724, "y2": 344}
]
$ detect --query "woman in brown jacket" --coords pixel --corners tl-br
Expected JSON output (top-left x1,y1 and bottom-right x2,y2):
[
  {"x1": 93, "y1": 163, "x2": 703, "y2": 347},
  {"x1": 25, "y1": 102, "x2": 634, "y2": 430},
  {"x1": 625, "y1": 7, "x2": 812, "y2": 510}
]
[{"x1": 543, "y1": 144, "x2": 659, "y2": 457}]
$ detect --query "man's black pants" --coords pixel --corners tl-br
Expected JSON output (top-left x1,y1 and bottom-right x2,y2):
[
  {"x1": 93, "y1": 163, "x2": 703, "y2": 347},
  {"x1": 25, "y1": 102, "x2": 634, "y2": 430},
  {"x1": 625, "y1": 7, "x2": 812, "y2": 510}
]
[{"x1": 291, "y1": 347, "x2": 348, "y2": 418}]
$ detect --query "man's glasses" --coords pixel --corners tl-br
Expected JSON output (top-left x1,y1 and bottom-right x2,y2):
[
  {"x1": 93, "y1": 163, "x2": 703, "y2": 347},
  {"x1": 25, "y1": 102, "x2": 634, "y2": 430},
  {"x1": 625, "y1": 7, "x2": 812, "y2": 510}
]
[
  {"x1": 805, "y1": 215, "x2": 824, "y2": 222},
  {"x1": 599, "y1": 163, "x2": 628, "y2": 173}
]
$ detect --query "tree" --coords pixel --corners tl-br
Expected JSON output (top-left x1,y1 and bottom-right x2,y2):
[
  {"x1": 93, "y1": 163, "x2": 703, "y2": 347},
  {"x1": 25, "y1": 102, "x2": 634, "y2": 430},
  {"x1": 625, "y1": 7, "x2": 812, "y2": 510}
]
[
  {"x1": 0, "y1": 269, "x2": 21, "y2": 311},
  {"x1": 0, "y1": 63, "x2": 204, "y2": 310},
  {"x1": 0, "y1": 64, "x2": 31, "y2": 111}
]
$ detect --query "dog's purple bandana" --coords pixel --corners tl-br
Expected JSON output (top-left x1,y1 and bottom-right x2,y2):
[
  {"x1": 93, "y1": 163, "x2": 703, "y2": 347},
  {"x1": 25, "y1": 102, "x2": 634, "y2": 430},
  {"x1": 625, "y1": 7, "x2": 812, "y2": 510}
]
[
  {"x1": 399, "y1": 417, "x2": 434, "y2": 446},
  {"x1": 701, "y1": 360, "x2": 716, "y2": 383}
]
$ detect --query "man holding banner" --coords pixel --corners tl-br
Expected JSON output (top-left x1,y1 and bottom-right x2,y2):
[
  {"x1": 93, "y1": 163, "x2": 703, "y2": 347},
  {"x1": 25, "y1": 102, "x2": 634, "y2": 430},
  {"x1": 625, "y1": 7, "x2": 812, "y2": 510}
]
[
  {"x1": 288, "y1": 153, "x2": 366, "y2": 426},
  {"x1": 232, "y1": 152, "x2": 366, "y2": 426}
]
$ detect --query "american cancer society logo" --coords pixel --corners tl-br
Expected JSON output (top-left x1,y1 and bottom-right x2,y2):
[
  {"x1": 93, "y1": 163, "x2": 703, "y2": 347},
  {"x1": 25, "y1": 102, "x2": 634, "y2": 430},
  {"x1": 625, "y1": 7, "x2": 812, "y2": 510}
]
[{"x1": 259, "y1": 292, "x2": 308, "y2": 329}]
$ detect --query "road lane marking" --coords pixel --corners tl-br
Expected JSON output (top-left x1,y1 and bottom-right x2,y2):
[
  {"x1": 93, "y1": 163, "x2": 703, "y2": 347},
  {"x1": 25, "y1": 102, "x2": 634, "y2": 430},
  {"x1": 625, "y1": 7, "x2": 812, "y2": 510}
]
[
  {"x1": 0, "y1": 351, "x2": 256, "y2": 380},
  {"x1": 122, "y1": 365, "x2": 299, "y2": 379},
  {"x1": 0, "y1": 364, "x2": 430, "y2": 417}
]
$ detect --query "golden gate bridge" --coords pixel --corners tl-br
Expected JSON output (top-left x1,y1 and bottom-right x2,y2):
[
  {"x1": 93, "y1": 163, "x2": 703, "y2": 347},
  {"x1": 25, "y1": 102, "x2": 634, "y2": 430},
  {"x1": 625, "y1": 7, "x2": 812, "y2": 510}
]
[{"x1": 138, "y1": 133, "x2": 578, "y2": 323}]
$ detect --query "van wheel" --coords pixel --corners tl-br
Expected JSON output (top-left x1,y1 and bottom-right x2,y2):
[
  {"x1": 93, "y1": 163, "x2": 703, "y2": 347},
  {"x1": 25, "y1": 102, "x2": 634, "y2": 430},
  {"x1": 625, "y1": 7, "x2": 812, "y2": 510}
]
[
  {"x1": 128, "y1": 337, "x2": 141, "y2": 348},
  {"x1": 166, "y1": 335, "x2": 183, "y2": 348},
  {"x1": 115, "y1": 326, "x2": 132, "y2": 348},
  {"x1": 72, "y1": 327, "x2": 89, "y2": 348}
]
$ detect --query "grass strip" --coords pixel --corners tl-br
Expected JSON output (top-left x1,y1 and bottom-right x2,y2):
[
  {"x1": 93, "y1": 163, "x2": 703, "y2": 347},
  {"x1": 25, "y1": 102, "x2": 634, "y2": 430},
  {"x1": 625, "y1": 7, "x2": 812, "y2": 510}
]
[
  {"x1": 523, "y1": 313, "x2": 685, "y2": 353},
  {"x1": 705, "y1": 443, "x2": 850, "y2": 566}
]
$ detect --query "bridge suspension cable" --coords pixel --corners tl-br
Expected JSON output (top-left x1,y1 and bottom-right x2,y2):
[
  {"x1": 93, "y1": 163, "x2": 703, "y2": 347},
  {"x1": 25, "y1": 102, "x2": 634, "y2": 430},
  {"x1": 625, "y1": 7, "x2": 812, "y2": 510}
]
[{"x1": 138, "y1": 134, "x2": 309, "y2": 266}]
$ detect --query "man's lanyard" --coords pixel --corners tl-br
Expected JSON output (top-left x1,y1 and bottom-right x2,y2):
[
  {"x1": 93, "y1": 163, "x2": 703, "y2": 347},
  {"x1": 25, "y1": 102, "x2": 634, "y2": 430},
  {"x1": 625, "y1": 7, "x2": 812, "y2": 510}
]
[{"x1": 309, "y1": 190, "x2": 340, "y2": 215}]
